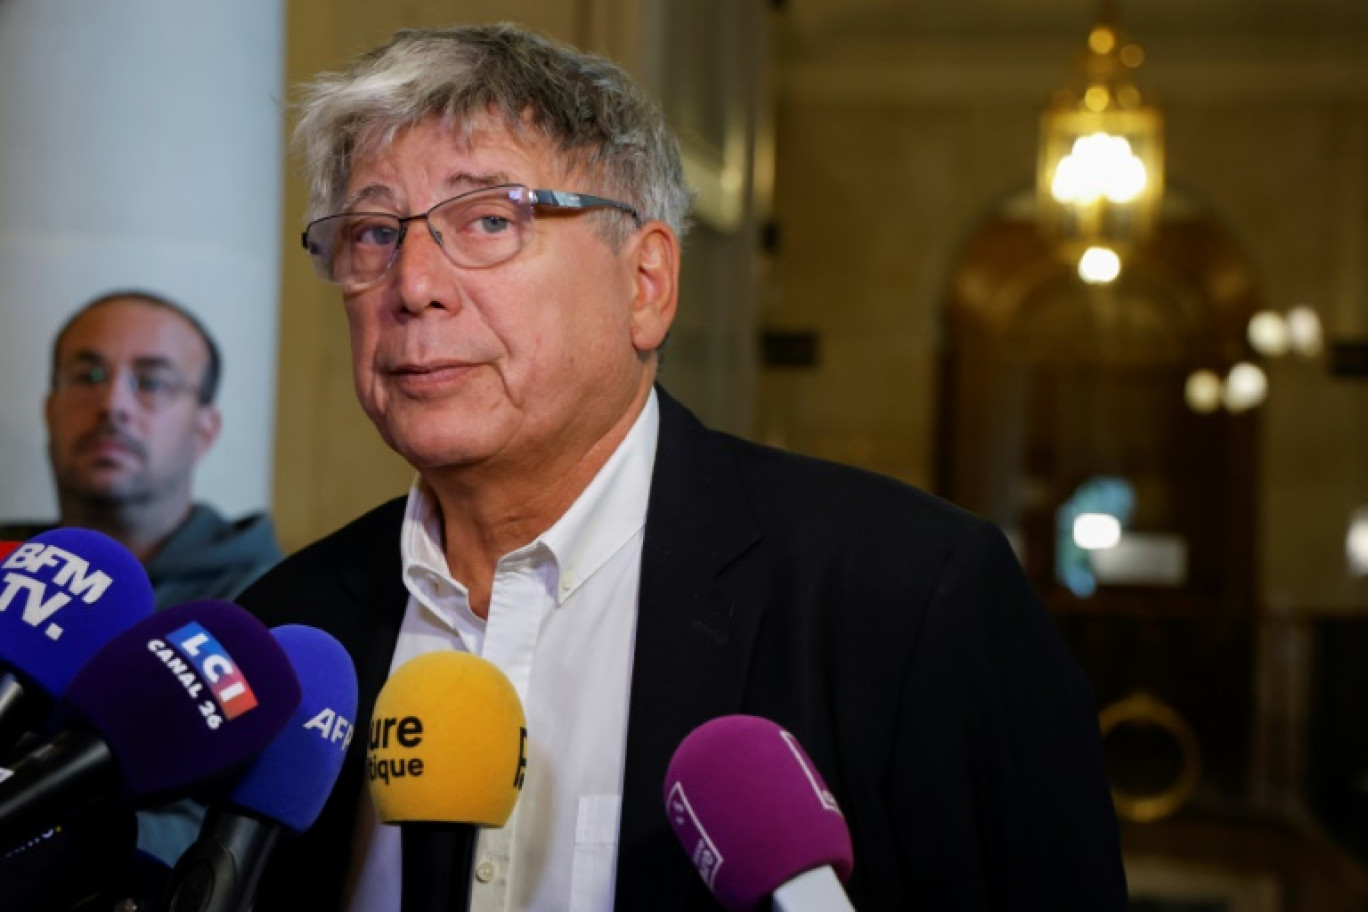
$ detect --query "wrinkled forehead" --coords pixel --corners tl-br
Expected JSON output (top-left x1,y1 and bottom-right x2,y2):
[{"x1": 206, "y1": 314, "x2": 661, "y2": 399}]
[
  {"x1": 344, "y1": 110, "x2": 590, "y2": 202},
  {"x1": 56, "y1": 300, "x2": 209, "y2": 372}
]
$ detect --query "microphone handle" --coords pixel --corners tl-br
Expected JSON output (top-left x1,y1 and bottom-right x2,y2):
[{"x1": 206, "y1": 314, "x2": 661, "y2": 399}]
[
  {"x1": 401, "y1": 821, "x2": 476, "y2": 912},
  {"x1": 772, "y1": 866, "x2": 856, "y2": 912},
  {"x1": 0, "y1": 728, "x2": 116, "y2": 851},
  {"x1": 163, "y1": 807, "x2": 281, "y2": 912},
  {"x1": 0, "y1": 671, "x2": 34, "y2": 757}
]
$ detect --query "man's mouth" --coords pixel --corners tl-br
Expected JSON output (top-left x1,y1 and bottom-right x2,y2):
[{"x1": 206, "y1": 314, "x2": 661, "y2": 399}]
[{"x1": 76, "y1": 432, "x2": 144, "y2": 462}]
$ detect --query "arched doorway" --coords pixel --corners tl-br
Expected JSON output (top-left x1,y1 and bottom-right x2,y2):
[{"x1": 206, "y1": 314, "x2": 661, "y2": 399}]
[{"x1": 937, "y1": 188, "x2": 1262, "y2": 817}]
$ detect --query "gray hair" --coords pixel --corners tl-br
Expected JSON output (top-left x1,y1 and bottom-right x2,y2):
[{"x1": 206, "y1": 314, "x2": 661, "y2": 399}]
[{"x1": 294, "y1": 22, "x2": 692, "y2": 244}]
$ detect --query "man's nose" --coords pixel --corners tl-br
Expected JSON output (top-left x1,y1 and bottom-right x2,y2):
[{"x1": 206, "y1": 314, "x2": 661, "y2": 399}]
[
  {"x1": 94, "y1": 370, "x2": 138, "y2": 416},
  {"x1": 393, "y1": 218, "x2": 456, "y2": 315}
]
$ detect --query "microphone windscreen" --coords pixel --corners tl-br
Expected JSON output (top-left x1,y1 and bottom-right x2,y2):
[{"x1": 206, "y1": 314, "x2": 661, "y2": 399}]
[
  {"x1": 223, "y1": 624, "x2": 358, "y2": 833},
  {"x1": 0, "y1": 528, "x2": 155, "y2": 699},
  {"x1": 0, "y1": 541, "x2": 20, "y2": 562},
  {"x1": 367, "y1": 651, "x2": 526, "y2": 826},
  {"x1": 57, "y1": 599, "x2": 302, "y2": 800},
  {"x1": 664, "y1": 715, "x2": 854, "y2": 911}
]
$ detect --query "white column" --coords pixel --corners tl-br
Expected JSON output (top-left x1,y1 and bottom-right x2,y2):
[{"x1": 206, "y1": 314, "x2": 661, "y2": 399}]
[{"x1": 0, "y1": 0, "x2": 283, "y2": 519}]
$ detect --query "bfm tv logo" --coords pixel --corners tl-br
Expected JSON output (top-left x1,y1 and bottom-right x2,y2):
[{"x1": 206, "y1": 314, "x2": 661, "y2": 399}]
[
  {"x1": 147, "y1": 622, "x2": 259, "y2": 731},
  {"x1": 0, "y1": 543, "x2": 113, "y2": 641}
]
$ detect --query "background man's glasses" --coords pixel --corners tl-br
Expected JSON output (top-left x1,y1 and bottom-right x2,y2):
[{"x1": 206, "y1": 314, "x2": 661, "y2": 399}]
[
  {"x1": 301, "y1": 183, "x2": 642, "y2": 289},
  {"x1": 53, "y1": 363, "x2": 202, "y2": 411}
]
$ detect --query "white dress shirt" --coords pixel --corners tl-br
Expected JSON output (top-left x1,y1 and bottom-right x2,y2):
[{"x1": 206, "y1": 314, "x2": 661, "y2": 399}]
[{"x1": 347, "y1": 391, "x2": 658, "y2": 912}]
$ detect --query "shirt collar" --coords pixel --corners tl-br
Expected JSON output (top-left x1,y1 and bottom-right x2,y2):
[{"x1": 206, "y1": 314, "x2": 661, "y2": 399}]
[
  {"x1": 540, "y1": 388, "x2": 658, "y2": 603},
  {"x1": 399, "y1": 389, "x2": 659, "y2": 608}
]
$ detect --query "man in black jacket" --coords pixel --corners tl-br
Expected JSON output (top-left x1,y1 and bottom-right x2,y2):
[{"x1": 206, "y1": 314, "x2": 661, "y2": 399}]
[{"x1": 242, "y1": 22, "x2": 1127, "y2": 911}]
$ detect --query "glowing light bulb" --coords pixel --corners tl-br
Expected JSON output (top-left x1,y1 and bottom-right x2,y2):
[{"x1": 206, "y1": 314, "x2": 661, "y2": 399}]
[
  {"x1": 1079, "y1": 246, "x2": 1121, "y2": 284},
  {"x1": 1223, "y1": 362, "x2": 1267, "y2": 412},
  {"x1": 1074, "y1": 513, "x2": 1122, "y2": 550},
  {"x1": 1348, "y1": 507, "x2": 1368, "y2": 577},
  {"x1": 1247, "y1": 311, "x2": 1289, "y2": 357},
  {"x1": 1286, "y1": 305, "x2": 1323, "y2": 357},
  {"x1": 1050, "y1": 133, "x2": 1148, "y2": 204},
  {"x1": 1184, "y1": 370, "x2": 1222, "y2": 413}
]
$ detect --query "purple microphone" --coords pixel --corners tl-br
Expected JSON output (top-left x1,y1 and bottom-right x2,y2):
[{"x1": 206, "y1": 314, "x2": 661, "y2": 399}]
[
  {"x1": 664, "y1": 715, "x2": 855, "y2": 912},
  {"x1": 0, "y1": 599, "x2": 301, "y2": 850}
]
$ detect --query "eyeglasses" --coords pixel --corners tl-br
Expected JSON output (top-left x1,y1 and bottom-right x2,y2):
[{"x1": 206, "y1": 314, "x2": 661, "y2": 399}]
[
  {"x1": 301, "y1": 183, "x2": 642, "y2": 289},
  {"x1": 53, "y1": 363, "x2": 201, "y2": 411}
]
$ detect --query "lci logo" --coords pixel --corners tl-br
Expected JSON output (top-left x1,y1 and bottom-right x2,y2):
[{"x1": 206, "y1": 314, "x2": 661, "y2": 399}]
[{"x1": 162, "y1": 622, "x2": 259, "y2": 721}]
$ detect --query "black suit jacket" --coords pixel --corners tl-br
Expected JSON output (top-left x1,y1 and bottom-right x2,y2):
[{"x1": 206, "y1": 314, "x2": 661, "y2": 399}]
[{"x1": 240, "y1": 389, "x2": 1127, "y2": 910}]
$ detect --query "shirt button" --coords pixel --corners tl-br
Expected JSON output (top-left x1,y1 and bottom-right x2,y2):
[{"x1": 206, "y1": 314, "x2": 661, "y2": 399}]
[{"x1": 475, "y1": 860, "x2": 497, "y2": 883}]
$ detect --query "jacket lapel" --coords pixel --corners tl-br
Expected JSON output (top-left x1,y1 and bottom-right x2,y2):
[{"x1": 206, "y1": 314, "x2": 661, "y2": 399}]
[{"x1": 614, "y1": 389, "x2": 765, "y2": 910}]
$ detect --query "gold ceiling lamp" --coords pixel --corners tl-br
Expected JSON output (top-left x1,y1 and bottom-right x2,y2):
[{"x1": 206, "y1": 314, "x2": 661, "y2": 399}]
[{"x1": 1037, "y1": 1, "x2": 1163, "y2": 279}]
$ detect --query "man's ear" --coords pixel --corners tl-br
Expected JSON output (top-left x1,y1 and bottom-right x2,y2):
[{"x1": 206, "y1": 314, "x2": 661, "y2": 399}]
[
  {"x1": 628, "y1": 222, "x2": 679, "y2": 353},
  {"x1": 193, "y1": 405, "x2": 222, "y2": 464}
]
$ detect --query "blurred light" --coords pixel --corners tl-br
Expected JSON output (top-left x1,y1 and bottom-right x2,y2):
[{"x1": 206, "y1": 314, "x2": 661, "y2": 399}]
[
  {"x1": 1349, "y1": 507, "x2": 1368, "y2": 577},
  {"x1": 1223, "y1": 362, "x2": 1267, "y2": 412},
  {"x1": 1247, "y1": 311, "x2": 1290, "y2": 357},
  {"x1": 1050, "y1": 133, "x2": 1148, "y2": 204},
  {"x1": 1286, "y1": 305, "x2": 1323, "y2": 357},
  {"x1": 1036, "y1": 12, "x2": 1162, "y2": 263},
  {"x1": 1074, "y1": 513, "x2": 1122, "y2": 550},
  {"x1": 1088, "y1": 26, "x2": 1117, "y2": 55},
  {"x1": 1184, "y1": 370, "x2": 1223, "y2": 413},
  {"x1": 1079, "y1": 246, "x2": 1122, "y2": 284}
]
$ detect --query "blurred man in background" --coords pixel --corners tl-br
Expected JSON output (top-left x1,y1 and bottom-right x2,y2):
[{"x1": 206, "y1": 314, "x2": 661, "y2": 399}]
[
  {"x1": 2, "y1": 290, "x2": 282, "y2": 607},
  {"x1": 0, "y1": 289, "x2": 283, "y2": 865}
]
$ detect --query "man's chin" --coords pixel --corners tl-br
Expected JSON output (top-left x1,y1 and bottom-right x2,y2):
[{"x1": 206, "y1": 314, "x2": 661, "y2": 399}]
[{"x1": 59, "y1": 474, "x2": 153, "y2": 509}]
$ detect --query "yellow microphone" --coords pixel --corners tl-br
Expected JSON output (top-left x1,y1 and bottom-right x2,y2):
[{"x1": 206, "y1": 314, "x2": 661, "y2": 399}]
[{"x1": 367, "y1": 651, "x2": 527, "y2": 912}]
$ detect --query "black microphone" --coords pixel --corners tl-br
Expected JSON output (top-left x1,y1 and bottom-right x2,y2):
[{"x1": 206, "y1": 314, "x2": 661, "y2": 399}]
[
  {"x1": 0, "y1": 798, "x2": 138, "y2": 911},
  {"x1": 401, "y1": 824, "x2": 477, "y2": 912}
]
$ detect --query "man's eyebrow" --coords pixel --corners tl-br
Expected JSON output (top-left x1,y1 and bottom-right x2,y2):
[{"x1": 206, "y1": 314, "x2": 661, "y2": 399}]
[
  {"x1": 63, "y1": 350, "x2": 181, "y2": 374},
  {"x1": 442, "y1": 172, "x2": 510, "y2": 192},
  {"x1": 344, "y1": 184, "x2": 398, "y2": 211},
  {"x1": 130, "y1": 355, "x2": 181, "y2": 374},
  {"x1": 343, "y1": 172, "x2": 514, "y2": 212}
]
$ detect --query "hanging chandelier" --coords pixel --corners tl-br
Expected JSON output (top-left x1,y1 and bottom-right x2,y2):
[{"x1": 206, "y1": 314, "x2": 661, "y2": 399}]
[{"x1": 1037, "y1": 4, "x2": 1163, "y2": 277}]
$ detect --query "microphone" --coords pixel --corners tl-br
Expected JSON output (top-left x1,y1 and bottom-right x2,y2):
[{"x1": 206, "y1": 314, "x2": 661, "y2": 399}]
[
  {"x1": 367, "y1": 651, "x2": 527, "y2": 912},
  {"x1": 163, "y1": 624, "x2": 358, "y2": 912},
  {"x1": 0, "y1": 528, "x2": 155, "y2": 752},
  {"x1": 0, "y1": 599, "x2": 301, "y2": 851},
  {"x1": 664, "y1": 715, "x2": 855, "y2": 912},
  {"x1": 0, "y1": 798, "x2": 139, "y2": 911},
  {"x1": 0, "y1": 540, "x2": 21, "y2": 562}
]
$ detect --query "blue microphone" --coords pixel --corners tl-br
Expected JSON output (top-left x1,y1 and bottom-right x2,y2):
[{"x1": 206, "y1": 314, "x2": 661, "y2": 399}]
[
  {"x1": 0, "y1": 528, "x2": 154, "y2": 752},
  {"x1": 163, "y1": 624, "x2": 358, "y2": 912}
]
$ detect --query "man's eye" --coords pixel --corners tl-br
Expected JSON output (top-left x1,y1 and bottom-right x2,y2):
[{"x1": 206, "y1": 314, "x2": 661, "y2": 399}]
[
  {"x1": 135, "y1": 374, "x2": 173, "y2": 394},
  {"x1": 474, "y1": 215, "x2": 513, "y2": 234},
  {"x1": 351, "y1": 219, "x2": 401, "y2": 246},
  {"x1": 72, "y1": 367, "x2": 106, "y2": 386}
]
